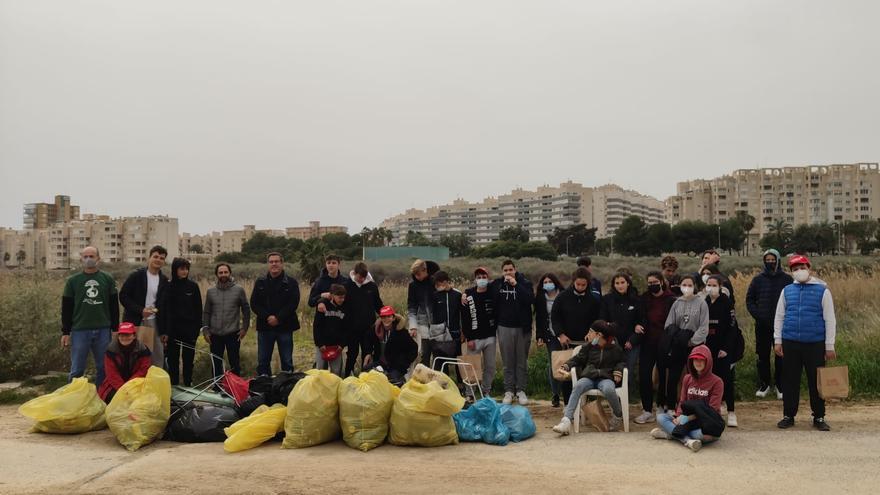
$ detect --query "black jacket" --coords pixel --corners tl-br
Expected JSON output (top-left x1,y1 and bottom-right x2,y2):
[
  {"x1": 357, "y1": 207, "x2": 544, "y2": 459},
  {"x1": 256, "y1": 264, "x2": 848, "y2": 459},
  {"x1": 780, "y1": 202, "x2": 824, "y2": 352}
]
[
  {"x1": 462, "y1": 287, "x2": 496, "y2": 341},
  {"x1": 430, "y1": 288, "x2": 463, "y2": 341},
  {"x1": 250, "y1": 271, "x2": 301, "y2": 332},
  {"x1": 120, "y1": 267, "x2": 169, "y2": 332},
  {"x1": 551, "y1": 286, "x2": 600, "y2": 342},
  {"x1": 307, "y1": 268, "x2": 349, "y2": 308},
  {"x1": 566, "y1": 341, "x2": 626, "y2": 381},
  {"x1": 491, "y1": 272, "x2": 534, "y2": 331},
  {"x1": 706, "y1": 293, "x2": 736, "y2": 358},
  {"x1": 161, "y1": 268, "x2": 203, "y2": 342},
  {"x1": 533, "y1": 289, "x2": 558, "y2": 342},
  {"x1": 746, "y1": 269, "x2": 793, "y2": 323},
  {"x1": 364, "y1": 315, "x2": 418, "y2": 372},
  {"x1": 313, "y1": 299, "x2": 352, "y2": 347},
  {"x1": 344, "y1": 273, "x2": 383, "y2": 333},
  {"x1": 599, "y1": 289, "x2": 645, "y2": 346},
  {"x1": 406, "y1": 260, "x2": 441, "y2": 329}
]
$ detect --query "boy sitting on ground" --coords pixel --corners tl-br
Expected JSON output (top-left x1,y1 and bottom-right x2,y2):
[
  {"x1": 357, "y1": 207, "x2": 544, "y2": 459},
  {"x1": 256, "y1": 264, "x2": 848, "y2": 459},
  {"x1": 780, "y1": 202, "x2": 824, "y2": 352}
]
[{"x1": 98, "y1": 322, "x2": 151, "y2": 403}]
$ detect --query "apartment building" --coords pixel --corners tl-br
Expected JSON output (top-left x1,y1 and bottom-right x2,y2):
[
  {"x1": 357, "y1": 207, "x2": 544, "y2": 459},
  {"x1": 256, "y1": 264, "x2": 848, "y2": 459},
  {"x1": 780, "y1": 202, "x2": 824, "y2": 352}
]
[
  {"x1": 379, "y1": 181, "x2": 665, "y2": 246},
  {"x1": 23, "y1": 195, "x2": 80, "y2": 230},
  {"x1": 666, "y1": 163, "x2": 880, "y2": 249},
  {"x1": 179, "y1": 221, "x2": 347, "y2": 257}
]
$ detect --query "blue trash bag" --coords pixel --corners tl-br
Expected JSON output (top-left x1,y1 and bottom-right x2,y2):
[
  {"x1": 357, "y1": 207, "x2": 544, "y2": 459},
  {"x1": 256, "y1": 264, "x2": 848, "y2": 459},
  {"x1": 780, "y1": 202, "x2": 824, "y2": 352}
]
[
  {"x1": 453, "y1": 398, "x2": 510, "y2": 445},
  {"x1": 499, "y1": 404, "x2": 536, "y2": 442}
]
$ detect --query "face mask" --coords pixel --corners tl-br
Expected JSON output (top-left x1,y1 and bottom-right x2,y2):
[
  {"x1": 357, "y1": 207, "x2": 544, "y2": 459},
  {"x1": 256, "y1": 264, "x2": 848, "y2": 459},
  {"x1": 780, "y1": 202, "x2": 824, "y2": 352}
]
[
  {"x1": 707, "y1": 287, "x2": 720, "y2": 297},
  {"x1": 82, "y1": 258, "x2": 97, "y2": 269},
  {"x1": 648, "y1": 284, "x2": 662, "y2": 294},
  {"x1": 680, "y1": 286, "x2": 694, "y2": 297},
  {"x1": 476, "y1": 279, "x2": 489, "y2": 289},
  {"x1": 793, "y1": 269, "x2": 810, "y2": 283},
  {"x1": 543, "y1": 283, "x2": 556, "y2": 292},
  {"x1": 764, "y1": 261, "x2": 776, "y2": 272},
  {"x1": 701, "y1": 274, "x2": 710, "y2": 285},
  {"x1": 591, "y1": 337, "x2": 600, "y2": 346}
]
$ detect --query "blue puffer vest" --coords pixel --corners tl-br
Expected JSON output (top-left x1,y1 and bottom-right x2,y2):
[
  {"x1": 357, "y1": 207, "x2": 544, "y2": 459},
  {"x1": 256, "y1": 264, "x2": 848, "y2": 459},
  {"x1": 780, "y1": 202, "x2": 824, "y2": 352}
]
[{"x1": 781, "y1": 282, "x2": 827, "y2": 343}]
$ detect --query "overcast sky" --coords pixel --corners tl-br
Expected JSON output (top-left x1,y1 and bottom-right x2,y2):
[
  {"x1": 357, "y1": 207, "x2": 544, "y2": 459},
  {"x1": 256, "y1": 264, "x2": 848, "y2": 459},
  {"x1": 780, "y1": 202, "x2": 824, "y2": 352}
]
[{"x1": 1, "y1": 0, "x2": 878, "y2": 234}]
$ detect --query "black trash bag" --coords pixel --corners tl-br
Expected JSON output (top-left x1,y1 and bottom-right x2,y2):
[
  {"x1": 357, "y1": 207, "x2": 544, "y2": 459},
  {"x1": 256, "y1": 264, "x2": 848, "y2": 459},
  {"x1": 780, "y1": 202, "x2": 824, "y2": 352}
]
[
  {"x1": 234, "y1": 394, "x2": 267, "y2": 418},
  {"x1": 249, "y1": 375, "x2": 273, "y2": 396},
  {"x1": 269, "y1": 371, "x2": 307, "y2": 405},
  {"x1": 164, "y1": 405, "x2": 240, "y2": 443}
]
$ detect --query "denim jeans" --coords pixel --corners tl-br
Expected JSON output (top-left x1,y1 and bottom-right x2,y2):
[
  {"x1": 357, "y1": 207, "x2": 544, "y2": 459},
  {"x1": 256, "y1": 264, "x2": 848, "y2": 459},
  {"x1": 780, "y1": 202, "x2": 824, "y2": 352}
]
[
  {"x1": 564, "y1": 377, "x2": 622, "y2": 419},
  {"x1": 69, "y1": 328, "x2": 112, "y2": 387},
  {"x1": 257, "y1": 330, "x2": 294, "y2": 376},
  {"x1": 656, "y1": 413, "x2": 717, "y2": 443}
]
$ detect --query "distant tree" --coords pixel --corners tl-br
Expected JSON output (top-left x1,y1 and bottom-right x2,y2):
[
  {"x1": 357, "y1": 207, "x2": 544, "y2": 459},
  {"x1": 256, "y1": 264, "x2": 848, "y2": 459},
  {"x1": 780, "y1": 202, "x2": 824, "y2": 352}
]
[
  {"x1": 719, "y1": 218, "x2": 746, "y2": 254},
  {"x1": 789, "y1": 224, "x2": 819, "y2": 255},
  {"x1": 594, "y1": 238, "x2": 612, "y2": 256},
  {"x1": 404, "y1": 230, "x2": 435, "y2": 247},
  {"x1": 15, "y1": 250, "x2": 26, "y2": 265},
  {"x1": 843, "y1": 219, "x2": 878, "y2": 255},
  {"x1": 735, "y1": 211, "x2": 756, "y2": 256},
  {"x1": 612, "y1": 216, "x2": 648, "y2": 256},
  {"x1": 297, "y1": 238, "x2": 327, "y2": 283},
  {"x1": 499, "y1": 226, "x2": 529, "y2": 243},
  {"x1": 546, "y1": 224, "x2": 597, "y2": 256},
  {"x1": 643, "y1": 222, "x2": 674, "y2": 256},
  {"x1": 439, "y1": 233, "x2": 473, "y2": 257},
  {"x1": 759, "y1": 219, "x2": 793, "y2": 254},
  {"x1": 189, "y1": 244, "x2": 204, "y2": 254},
  {"x1": 671, "y1": 220, "x2": 716, "y2": 254}
]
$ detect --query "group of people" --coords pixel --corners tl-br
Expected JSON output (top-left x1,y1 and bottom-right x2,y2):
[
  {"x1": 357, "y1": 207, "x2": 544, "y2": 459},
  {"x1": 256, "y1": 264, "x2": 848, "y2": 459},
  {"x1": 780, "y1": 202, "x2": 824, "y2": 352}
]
[{"x1": 62, "y1": 244, "x2": 839, "y2": 451}]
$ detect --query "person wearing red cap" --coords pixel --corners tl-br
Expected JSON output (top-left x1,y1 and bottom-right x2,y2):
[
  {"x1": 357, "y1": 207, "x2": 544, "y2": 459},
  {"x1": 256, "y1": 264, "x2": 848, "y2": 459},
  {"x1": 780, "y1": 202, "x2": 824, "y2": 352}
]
[
  {"x1": 363, "y1": 306, "x2": 418, "y2": 385},
  {"x1": 774, "y1": 255, "x2": 837, "y2": 431},
  {"x1": 98, "y1": 322, "x2": 152, "y2": 403}
]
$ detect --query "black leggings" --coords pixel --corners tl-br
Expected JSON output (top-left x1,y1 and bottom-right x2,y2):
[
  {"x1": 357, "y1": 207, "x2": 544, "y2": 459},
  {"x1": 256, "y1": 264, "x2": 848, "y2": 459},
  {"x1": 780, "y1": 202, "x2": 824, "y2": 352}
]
[
  {"x1": 167, "y1": 337, "x2": 196, "y2": 386},
  {"x1": 714, "y1": 355, "x2": 735, "y2": 412},
  {"x1": 639, "y1": 343, "x2": 661, "y2": 412}
]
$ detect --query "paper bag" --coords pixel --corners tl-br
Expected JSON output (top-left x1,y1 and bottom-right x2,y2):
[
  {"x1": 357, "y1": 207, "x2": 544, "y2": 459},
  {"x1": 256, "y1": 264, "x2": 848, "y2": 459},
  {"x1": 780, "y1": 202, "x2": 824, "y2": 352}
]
[
  {"x1": 137, "y1": 325, "x2": 156, "y2": 352},
  {"x1": 583, "y1": 399, "x2": 609, "y2": 432},
  {"x1": 552, "y1": 349, "x2": 575, "y2": 381},
  {"x1": 818, "y1": 366, "x2": 849, "y2": 399},
  {"x1": 458, "y1": 354, "x2": 483, "y2": 386}
]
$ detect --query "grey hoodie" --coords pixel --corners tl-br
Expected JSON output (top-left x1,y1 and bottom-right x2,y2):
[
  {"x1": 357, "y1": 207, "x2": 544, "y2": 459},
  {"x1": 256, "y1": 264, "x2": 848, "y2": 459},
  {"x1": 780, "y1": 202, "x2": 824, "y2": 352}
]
[
  {"x1": 202, "y1": 279, "x2": 251, "y2": 337},
  {"x1": 664, "y1": 295, "x2": 709, "y2": 346}
]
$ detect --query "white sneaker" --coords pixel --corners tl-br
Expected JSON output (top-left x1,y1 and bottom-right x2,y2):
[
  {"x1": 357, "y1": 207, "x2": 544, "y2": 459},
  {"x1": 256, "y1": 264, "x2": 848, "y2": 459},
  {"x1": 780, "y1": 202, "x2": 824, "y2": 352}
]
[
  {"x1": 755, "y1": 385, "x2": 770, "y2": 398},
  {"x1": 635, "y1": 411, "x2": 655, "y2": 424},
  {"x1": 650, "y1": 427, "x2": 670, "y2": 439},
  {"x1": 502, "y1": 392, "x2": 514, "y2": 405},
  {"x1": 685, "y1": 438, "x2": 702, "y2": 452},
  {"x1": 776, "y1": 388, "x2": 783, "y2": 400},
  {"x1": 552, "y1": 416, "x2": 572, "y2": 435},
  {"x1": 609, "y1": 415, "x2": 622, "y2": 432},
  {"x1": 727, "y1": 411, "x2": 738, "y2": 428},
  {"x1": 516, "y1": 391, "x2": 529, "y2": 406},
  {"x1": 720, "y1": 404, "x2": 728, "y2": 416}
]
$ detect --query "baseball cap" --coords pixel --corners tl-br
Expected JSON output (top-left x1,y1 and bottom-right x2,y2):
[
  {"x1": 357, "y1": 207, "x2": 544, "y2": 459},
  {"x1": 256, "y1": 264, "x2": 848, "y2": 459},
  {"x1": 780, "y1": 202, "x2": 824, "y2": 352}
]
[{"x1": 118, "y1": 322, "x2": 137, "y2": 334}]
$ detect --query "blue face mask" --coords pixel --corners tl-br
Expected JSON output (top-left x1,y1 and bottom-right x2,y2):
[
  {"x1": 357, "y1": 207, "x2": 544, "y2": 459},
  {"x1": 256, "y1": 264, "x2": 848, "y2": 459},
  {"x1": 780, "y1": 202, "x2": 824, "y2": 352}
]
[
  {"x1": 591, "y1": 337, "x2": 600, "y2": 346},
  {"x1": 543, "y1": 283, "x2": 556, "y2": 292},
  {"x1": 476, "y1": 279, "x2": 489, "y2": 289}
]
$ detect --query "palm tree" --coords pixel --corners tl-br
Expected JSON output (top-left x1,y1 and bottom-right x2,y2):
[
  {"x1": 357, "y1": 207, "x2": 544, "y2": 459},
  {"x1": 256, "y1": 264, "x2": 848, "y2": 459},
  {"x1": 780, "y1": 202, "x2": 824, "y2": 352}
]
[
  {"x1": 767, "y1": 219, "x2": 793, "y2": 253},
  {"x1": 735, "y1": 211, "x2": 756, "y2": 256}
]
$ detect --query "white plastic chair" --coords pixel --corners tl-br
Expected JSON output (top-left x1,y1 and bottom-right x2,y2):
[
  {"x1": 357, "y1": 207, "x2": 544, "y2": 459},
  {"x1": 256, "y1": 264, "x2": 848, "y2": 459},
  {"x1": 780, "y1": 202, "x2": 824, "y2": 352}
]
[
  {"x1": 568, "y1": 345, "x2": 630, "y2": 433},
  {"x1": 432, "y1": 356, "x2": 484, "y2": 401}
]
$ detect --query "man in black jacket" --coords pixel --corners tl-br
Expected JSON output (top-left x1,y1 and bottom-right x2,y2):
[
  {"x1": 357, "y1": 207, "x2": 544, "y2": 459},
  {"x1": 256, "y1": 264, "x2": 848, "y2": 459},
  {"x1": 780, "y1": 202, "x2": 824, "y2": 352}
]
[
  {"x1": 746, "y1": 248, "x2": 792, "y2": 398},
  {"x1": 162, "y1": 257, "x2": 202, "y2": 386},
  {"x1": 343, "y1": 262, "x2": 383, "y2": 377},
  {"x1": 250, "y1": 252, "x2": 301, "y2": 376},
  {"x1": 492, "y1": 259, "x2": 534, "y2": 406},
  {"x1": 119, "y1": 245, "x2": 169, "y2": 367},
  {"x1": 308, "y1": 254, "x2": 348, "y2": 308}
]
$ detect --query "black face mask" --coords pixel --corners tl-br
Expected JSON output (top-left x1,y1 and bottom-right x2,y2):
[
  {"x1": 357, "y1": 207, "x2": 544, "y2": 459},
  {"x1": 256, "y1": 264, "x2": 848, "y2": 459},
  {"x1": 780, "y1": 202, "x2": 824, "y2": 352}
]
[
  {"x1": 764, "y1": 262, "x2": 776, "y2": 272},
  {"x1": 648, "y1": 284, "x2": 662, "y2": 294}
]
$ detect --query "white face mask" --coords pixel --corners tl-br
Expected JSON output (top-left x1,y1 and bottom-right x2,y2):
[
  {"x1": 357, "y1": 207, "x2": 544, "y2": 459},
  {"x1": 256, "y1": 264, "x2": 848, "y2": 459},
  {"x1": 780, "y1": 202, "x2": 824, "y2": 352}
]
[
  {"x1": 680, "y1": 286, "x2": 694, "y2": 297},
  {"x1": 701, "y1": 274, "x2": 710, "y2": 285},
  {"x1": 707, "y1": 286, "x2": 720, "y2": 297},
  {"x1": 793, "y1": 269, "x2": 811, "y2": 283}
]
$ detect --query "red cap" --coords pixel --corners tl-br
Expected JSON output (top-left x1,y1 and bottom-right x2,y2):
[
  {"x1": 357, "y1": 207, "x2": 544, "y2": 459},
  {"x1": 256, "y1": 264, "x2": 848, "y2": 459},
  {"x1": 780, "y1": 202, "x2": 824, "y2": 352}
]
[
  {"x1": 379, "y1": 306, "x2": 395, "y2": 317},
  {"x1": 118, "y1": 322, "x2": 137, "y2": 334},
  {"x1": 789, "y1": 255, "x2": 811, "y2": 268},
  {"x1": 321, "y1": 346, "x2": 341, "y2": 361},
  {"x1": 474, "y1": 267, "x2": 489, "y2": 277}
]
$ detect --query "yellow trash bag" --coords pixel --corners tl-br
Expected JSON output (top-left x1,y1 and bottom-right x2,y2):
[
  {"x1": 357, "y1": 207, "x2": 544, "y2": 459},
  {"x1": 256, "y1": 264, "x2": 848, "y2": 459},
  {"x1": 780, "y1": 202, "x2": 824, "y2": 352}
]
[
  {"x1": 388, "y1": 371, "x2": 465, "y2": 447},
  {"x1": 18, "y1": 377, "x2": 106, "y2": 434},
  {"x1": 338, "y1": 371, "x2": 395, "y2": 452},
  {"x1": 281, "y1": 369, "x2": 342, "y2": 449},
  {"x1": 223, "y1": 404, "x2": 286, "y2": 453},
  {"x1": 105, "y1": 366, "x2": 171, "y2": 451}
]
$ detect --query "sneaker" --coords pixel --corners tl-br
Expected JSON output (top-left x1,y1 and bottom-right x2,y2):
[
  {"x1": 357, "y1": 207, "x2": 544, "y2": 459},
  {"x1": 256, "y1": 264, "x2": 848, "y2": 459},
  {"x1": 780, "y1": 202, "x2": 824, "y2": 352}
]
[
  {"x1": 656, "y1": 404, "x2": 667, "y2": 415},
  {"x1": 502, "y1": 392, "x2": 514, "y2": 405},
  {"x1": 685, "y1": 438, "x2": 702, "y2": 452},
  {"x1": 516, "y1": 391, "x2": 529, "y2": 406},
  {"x1": 777, "y1": 416, "x2": 795, "y2": 429},
  {"x1": 552, "y1": 416, "x2": 572, "y2": 435},
  {"x1": 720, "y1": 404, "x2": 728, "y2": 416},
  {"x1": 650, "y1": 427, "x2": 670, "y2": 440},
  {"x1": 727, "y1": 411, "x2": 738, "y2": 428},
  {"x1": 813, "y1": 417, "x2": 831, "y2": 431},
  {"x1": 776, "y1": 388, "x2": 784, "y2": 400},
  {"x1": 551, "y1": 394, "x2": 561, "y2": 408},
  {"x1": 609, "y1": 415, "x2": 622, "y2": 432},
  {"x1": 635, "y1": 410, "x2": 655, "y2": 424},
  {"x1": 755, "y1": 385, "x2": 771, "y2": 398}
]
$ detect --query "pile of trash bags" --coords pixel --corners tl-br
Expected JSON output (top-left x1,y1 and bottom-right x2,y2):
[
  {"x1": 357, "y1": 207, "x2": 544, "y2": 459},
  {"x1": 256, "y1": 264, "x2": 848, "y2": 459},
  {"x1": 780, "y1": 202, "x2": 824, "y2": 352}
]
[
  {"x1": 224, "y1": 404, "x2": 286, "y2": 453},
  {"x1": 105, "y1": 366, "x2": 172, "y2": 451},
  {"x1": 165, "y1": 404, "x2": 239, "y2": 443},
  {"x1": 453, "y1": 398, "x2": 536, "y2": 445},
  {"x1": 18, "y1": 377, "x2": 107, "y2": 434},
  {"x1": 282, "y1": 370, "x2": 343, "y2": 449},
  {"x1": 389, "y1": 365, "x2": 465, "y2": 447}
]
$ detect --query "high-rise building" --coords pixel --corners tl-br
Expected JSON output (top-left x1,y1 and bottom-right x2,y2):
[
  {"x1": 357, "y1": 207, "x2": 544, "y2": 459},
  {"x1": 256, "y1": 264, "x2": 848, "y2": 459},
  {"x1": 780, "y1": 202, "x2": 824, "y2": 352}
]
[
  {"x1": 23, "y1": 195, "x2": 80, "y2": 229},
  {"x1": 666, "y1": 162, "x2": 880, "y2": 251},
  {"x1": 379, "y1": 181, "x2": 665, "y2": 246}
]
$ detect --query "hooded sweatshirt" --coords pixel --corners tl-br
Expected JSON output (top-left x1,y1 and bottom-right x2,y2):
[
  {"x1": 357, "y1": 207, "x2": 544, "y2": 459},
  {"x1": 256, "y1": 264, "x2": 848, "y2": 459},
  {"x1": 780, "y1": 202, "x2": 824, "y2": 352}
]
[
  {"x1": 551, "y1": 285, "x2": 600, "y2": 342},
  {"x1": 746, "y1": 248, "x2": 793, "y2": 323},
  {"x1": 202, "y1": 278, "x2": 251, "y2": 337},
  {"x1": 307, "y1": 267, "x2": 349, "y2": 307},
  {"x1": 773, "y1": 275, "x2": 836, "y2": 350},
  {"x1": 313, "y1": 298, "x2": 352, "y2": 347},
  {"x1": 599, "y1": 288, "x2": 645, "y2": 346},
  {"x1": 161, "y1": 258, "x2": 203, "y2": 341},
  {"x1": 492, "y1": 272, "x2": 534, "y2": 331},
  {"x1": 664, "y1": 294, "x2": 710, "y2": 346},
  {"x1": 429, "y1": 288, "x2": 463, "y2": 342},
  {"x1": 676, "y1": 344, "x2": 724, "y2": 415},
  {"x1": 99, "y1": 338, "x2": 151, "y2": 402},
  {"x1": 344, "y1": 271, "x2": 384, "y2": 333},
  {"x1": 463, "y1": 286, "x2": 496, "y2": 341},
  {"x1": 407, "y1": 260, "x2": 440, "y2": 330},
  {"x1": 364, "y1": 314, "x2": 418, "y2": 372}
]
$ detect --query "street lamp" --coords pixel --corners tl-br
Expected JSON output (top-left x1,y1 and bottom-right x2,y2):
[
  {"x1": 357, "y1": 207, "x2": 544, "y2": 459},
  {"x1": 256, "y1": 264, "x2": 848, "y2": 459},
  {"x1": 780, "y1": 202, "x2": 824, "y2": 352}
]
[
  {"x1": 717, "y1": 225, "x2": 721, "y2": 251},
  {"x1": 566, "y1": 235, "x2": 573, "y2": 257}
]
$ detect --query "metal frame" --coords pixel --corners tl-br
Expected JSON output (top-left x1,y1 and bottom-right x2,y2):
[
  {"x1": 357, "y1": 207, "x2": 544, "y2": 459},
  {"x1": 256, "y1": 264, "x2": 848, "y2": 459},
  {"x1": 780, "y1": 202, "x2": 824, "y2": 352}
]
[
  {"x1": 168, "y1": 339, "x2": 237, "y2": 416},
  {"x1": 431, "y1": 356, "x2": 484, "y2": 401}
]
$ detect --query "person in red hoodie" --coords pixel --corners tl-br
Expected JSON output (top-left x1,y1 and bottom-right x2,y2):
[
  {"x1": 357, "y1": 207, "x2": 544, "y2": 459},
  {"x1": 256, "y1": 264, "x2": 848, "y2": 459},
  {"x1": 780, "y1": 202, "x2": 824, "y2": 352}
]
[
  {"x1": 650, "y1": 345, "x2": 724, "y2": 452},
  {"x1": 98, "y1": 322, "x2": 152, "y2": 403}
]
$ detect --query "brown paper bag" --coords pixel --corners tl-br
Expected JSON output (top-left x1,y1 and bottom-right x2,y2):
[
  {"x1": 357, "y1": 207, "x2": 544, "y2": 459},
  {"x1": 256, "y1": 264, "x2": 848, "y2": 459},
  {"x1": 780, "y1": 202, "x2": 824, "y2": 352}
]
[
  {"x1": 583, "y1": 399, "x2": 609, "y2": 432},
  {"x1": 552, "y1": 349, "x2": 575, "y2": 381},
  {"x1": 458, "y1": 353, "x2": 483, "y2": 386},
  {"x1": 818, "y1": 366, "x2": 849, "y2": 399},
  {"x1": 136, "y1": 325, "x2": 156, "y2": 352}
]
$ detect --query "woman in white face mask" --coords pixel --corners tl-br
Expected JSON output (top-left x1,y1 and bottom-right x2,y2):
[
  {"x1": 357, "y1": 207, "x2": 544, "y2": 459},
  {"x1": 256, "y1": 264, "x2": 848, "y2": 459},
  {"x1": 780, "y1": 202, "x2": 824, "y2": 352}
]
[{"x1": 659, "y1": 275, "x2": 710, "y2": 413}]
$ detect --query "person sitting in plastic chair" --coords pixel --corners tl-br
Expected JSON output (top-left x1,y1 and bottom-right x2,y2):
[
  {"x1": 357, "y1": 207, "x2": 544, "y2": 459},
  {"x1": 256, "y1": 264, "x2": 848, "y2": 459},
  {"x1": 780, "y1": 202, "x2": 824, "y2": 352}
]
[
  {"x1": 363, "y1": 306, "x2": 418, "y2": 386},
  {"x1": 98, "y1": 322, "x2": 151, "y2": 403},
  {"x1": 552, "y1": 320, "x2": 625, "y2": 435}
]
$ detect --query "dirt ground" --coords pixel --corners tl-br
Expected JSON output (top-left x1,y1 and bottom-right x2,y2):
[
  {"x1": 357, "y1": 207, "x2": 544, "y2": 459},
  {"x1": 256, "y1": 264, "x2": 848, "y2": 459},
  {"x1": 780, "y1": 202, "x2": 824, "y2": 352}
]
[{"x1": 1, "y1": 400, "x2": 878, "y2": 495}]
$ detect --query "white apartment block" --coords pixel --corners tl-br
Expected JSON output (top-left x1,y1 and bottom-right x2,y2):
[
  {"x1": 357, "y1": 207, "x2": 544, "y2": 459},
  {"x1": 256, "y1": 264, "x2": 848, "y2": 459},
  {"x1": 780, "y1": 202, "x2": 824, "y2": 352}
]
[
  {"x1": 379, "y1": 182, "x2": 665, "y2": 246},
  {"x1": 179, "y1": 221, "x2": 347, "y2": 258}
]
